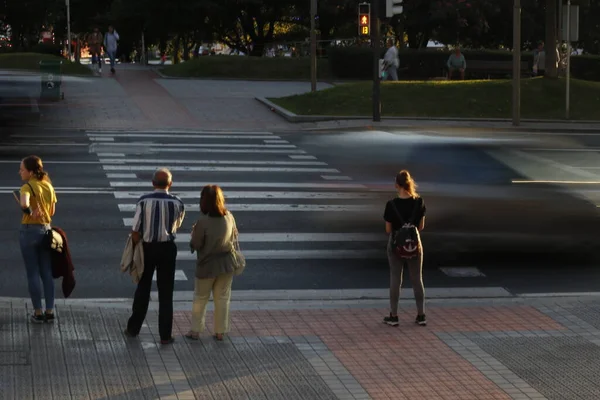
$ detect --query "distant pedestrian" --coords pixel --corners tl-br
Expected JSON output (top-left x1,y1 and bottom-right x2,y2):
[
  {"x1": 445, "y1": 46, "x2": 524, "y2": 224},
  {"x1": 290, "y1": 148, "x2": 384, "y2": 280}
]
[
  {"x1": 124, "y1": 168, "x2": 185, "y2": 345},
  {"x1": 382, "y1": 38, "x2": 399, "y2": 81},
  {"x1": 185, "y1": 185, "x2": 245, "y2": 341},
  {"x1": 383, "y1": 170, "x2": 427, "y2": 327},
  {"x1": 17, "y1": 156, "x2": 57, "y2": 323},
  {"x1": 104, "y1": 25, "x2": 120, "y2": 74},
  {"x1": 447, "y1": 47, "x2": 466, "y2": 80},
  {"x1": 87, "y1": 27, "x2": 103, "y2": 73}
]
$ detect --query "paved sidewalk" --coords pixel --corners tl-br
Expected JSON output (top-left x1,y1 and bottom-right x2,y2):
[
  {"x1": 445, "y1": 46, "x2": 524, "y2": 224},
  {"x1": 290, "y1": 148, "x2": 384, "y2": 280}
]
[
  {"x1": 2, "y1": 296, "x2": 600, "y2": 399},
  {"x1": 36, "y1": 65, "x2": 330, "y2": 131}
]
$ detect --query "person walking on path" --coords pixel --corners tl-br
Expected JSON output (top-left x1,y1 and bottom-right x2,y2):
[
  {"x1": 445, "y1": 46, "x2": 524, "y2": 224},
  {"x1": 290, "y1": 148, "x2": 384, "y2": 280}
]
[
  {"x1": 383, "y1": 170, "x2": 427, "y2": 327},
  {"x1": 185, "y1": 185, "x2": 242, "y2": 341},
  {"x1": 17, "y1": 156, "x2": 57, "y2": 323},
  {"x1": 382, "y1": 38, "x2": 400, "y2": 81},
  {"x1": 103, "y1": 25, "x2": 120, "y2": 74},
  {"x1": 124, "y1": 168, "x2": 185, "y2": 344},
  {"x1": 87, "y1": 27, "x2": 103, "y2": 74}
]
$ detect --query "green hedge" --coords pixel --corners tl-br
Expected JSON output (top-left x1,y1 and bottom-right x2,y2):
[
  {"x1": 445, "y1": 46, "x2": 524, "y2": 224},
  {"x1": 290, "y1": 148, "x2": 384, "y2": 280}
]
[
  {"x1": 328, "y1": 47, "x2": 537, "y2": 80},
  {"x1": 328, "y1": 47, "x2": 600, "y2": 82},
  {"x1": 571, "y1": 55, "x2": 600, "y2": 81}
]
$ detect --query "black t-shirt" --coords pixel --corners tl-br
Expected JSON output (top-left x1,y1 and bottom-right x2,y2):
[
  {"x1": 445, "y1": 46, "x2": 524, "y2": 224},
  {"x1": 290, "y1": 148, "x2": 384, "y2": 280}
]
[{"x1": 383, "y1": 196, "x2": 426, "y2": 231}]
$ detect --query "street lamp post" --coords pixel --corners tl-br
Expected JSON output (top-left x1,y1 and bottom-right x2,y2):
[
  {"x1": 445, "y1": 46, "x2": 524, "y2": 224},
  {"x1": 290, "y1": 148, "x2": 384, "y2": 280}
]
[
  {"x1": 310, "y1": 0, "x2": 317, "y2": 92},
  {"x1": 512, "y1": 0, "x2": 521, "y2": 126},
  {"x1": 66, "y1": 0, "x2": 72, "y2": 60}
]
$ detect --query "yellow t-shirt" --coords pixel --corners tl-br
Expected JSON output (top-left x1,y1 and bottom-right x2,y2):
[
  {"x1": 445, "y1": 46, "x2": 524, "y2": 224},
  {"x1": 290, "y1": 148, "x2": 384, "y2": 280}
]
[{"x1": 20, "y1": 179, "x2": 57, "y2": 225}]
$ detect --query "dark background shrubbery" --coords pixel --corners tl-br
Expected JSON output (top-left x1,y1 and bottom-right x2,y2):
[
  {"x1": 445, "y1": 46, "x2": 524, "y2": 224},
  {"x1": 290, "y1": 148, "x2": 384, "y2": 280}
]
[{"x1": 326, "y1": 47, "x2": 600, "y2": 82}]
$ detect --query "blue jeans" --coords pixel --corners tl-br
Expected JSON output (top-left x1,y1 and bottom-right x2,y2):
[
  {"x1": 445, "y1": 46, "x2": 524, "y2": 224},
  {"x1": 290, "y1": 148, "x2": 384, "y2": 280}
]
[
  {"x1": 107, "y1": 51, "x2": 116, "y2": 68},
  {"x1": 19, "y1": 224, "x2": 54, "y2": 310}
]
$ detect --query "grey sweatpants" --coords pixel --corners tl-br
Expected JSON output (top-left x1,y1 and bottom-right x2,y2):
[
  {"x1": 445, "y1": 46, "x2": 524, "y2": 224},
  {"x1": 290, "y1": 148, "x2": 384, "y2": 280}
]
[{"x1": 387, "y1": 235, "x2": 425, "y2": 315}]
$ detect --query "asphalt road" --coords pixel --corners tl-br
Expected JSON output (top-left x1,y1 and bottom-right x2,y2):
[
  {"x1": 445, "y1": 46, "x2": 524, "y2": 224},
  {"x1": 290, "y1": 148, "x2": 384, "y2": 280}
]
[{"x1": 0, "y1": 127, "x2": 599, "y2": 299}]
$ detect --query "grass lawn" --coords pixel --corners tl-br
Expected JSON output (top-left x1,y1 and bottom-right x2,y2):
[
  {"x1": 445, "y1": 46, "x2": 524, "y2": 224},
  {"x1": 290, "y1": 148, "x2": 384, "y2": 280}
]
[
  {"x1": 0, "y1": 53, "x2": 93, "y2": 76},
  {"x1": 269, "y1": 78, "x2": 600, "y2": 120},
  {"x1": 160, "y1": 55, "x2": 332, "y2": 81}
]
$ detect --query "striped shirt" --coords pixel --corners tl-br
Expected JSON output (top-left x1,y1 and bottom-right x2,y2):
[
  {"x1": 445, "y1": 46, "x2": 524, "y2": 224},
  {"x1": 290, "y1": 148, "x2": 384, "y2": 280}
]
[{"x1": 131, "y1": 190, "x2": 185, "y2": 243}]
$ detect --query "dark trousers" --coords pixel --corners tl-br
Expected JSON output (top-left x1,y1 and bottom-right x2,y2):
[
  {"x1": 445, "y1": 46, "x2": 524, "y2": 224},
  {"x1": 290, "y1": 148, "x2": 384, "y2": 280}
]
[{"x1": 127, "y1": 241, "x2": 177, "y2": 341}]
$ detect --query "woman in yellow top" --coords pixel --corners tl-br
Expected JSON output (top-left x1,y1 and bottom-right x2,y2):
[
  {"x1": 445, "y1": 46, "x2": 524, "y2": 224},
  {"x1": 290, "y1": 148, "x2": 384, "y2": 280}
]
[{"x1": 18, "y1": 155, "x2": 57, "y2": 323}]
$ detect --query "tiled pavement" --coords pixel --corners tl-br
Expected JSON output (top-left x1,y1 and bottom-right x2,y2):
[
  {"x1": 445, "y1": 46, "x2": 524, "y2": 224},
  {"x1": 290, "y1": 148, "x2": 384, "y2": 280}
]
[{"x1": 3, "y1": 297, "x2": 600, "y2": 399}]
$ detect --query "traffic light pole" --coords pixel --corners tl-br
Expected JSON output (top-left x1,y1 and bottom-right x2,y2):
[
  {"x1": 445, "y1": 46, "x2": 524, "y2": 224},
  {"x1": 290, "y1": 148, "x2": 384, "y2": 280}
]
[{"x1": 371, "y1": 0, "x2": 381, "y2": 122}]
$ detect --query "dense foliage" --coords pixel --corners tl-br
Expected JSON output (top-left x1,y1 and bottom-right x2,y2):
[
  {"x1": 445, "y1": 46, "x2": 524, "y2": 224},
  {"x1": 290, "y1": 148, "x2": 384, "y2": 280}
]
[{"x1": 0, "y1": 0, "x2": 598, "y2": 59}]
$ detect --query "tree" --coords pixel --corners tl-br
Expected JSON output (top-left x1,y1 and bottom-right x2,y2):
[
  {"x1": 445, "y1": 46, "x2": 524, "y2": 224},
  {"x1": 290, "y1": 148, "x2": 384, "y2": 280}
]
[
  {"x1": 206, "y1": 0, "x2": 295, "y2": 56},
  {"x1": 1, "y1": 0, "x2": 59, "y2": 50}
]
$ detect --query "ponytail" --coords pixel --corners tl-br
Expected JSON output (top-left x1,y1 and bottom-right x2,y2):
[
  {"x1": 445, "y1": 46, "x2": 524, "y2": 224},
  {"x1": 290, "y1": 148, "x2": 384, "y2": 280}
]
[{"x1": 22, "y1": 155, "x2": 51, "y2": 182}]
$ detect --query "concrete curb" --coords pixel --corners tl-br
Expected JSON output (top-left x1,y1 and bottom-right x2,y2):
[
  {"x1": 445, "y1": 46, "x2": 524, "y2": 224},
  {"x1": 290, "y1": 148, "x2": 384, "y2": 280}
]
[
  {"x1": 3, "y1": 290, "x2": 600, "y2": 311},
  {"x1": 255, "y1": 96, "x2": 600, "y2": 133},
  {"x1": 0, "y1": 287, "x2": 514, "y2": 305},
  {"x1": 154, "y1": 69, "x2": 336, "y2": 84}
]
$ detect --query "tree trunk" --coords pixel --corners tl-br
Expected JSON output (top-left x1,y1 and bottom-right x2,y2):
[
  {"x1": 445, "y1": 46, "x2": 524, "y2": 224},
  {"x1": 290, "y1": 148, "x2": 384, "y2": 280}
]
[
  {"x1": 173, "y1": 36, "x2": 182, "y2": 64},
  {"x1": 545, "y1": 0, "x2": 558, "y2": 78},
  {"x1": 249, "y1": 40, "x2": 264, "y2": 57}
]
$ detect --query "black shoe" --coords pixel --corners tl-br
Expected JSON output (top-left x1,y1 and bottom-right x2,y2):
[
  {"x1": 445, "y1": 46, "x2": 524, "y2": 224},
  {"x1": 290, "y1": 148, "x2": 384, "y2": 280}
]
[
  {"x1": 415, "y1": 314, "x2": 427, "y2": 326},
  {"x1": 110, "y1": 68, "x2": 115, "y2": 74},
  {"x1": 160, "y1": 337, "x2": 175, "y2": 345},
  {"x1": 124, "y1": 329, "x2": 137, "y2": 338},
  {"x1": 44, "y1": 312, "x2": 55, "y2": 323},
  {"x1": 383, "y1": 313, "x2": 399, "y2": 326},
  {"x1": 30, "y1": 314, "x2": 45, "y2": 324}
]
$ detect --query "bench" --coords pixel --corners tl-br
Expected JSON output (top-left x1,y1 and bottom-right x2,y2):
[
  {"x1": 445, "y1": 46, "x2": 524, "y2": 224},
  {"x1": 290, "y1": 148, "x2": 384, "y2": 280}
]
[{"x1": 464, "y1": 60, "x2": 531, "y2": 79}]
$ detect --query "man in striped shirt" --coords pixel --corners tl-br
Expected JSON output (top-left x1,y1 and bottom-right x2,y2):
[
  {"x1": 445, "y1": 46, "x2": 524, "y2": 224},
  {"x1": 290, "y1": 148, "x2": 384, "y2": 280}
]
[{"x1": 125, "y1": 168, "x2": 185, "y2": 344}]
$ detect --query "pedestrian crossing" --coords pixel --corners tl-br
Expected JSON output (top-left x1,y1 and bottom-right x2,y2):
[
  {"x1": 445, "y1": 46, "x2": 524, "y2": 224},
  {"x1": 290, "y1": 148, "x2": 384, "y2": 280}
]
[{"x1": 87, "y1": 130, "x2": 390, "y2": 271}]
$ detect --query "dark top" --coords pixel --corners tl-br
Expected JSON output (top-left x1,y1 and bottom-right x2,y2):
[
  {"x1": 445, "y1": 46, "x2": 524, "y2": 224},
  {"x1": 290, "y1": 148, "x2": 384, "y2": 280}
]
[{"x1": 383, "y1": 196, "x2": 426, "y2": 231}]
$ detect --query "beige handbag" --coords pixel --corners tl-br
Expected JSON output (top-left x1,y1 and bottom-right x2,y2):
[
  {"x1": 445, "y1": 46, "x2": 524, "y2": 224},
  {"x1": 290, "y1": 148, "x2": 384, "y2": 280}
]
[{"x1": 231, "y1": 230, "x2": 246, "y2": 275}]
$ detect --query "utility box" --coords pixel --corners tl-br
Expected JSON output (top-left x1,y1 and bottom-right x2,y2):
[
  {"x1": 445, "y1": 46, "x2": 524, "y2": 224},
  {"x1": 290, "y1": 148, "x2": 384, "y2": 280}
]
[{"x1": 39, "y1": 60, "x2": 63, "y2": 101}]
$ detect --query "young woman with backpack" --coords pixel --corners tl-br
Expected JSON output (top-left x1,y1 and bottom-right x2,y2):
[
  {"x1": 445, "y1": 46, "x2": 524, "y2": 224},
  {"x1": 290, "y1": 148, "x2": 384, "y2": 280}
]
[{"x1": 383, "y1": 170, "x2": 427, "y2": 327}]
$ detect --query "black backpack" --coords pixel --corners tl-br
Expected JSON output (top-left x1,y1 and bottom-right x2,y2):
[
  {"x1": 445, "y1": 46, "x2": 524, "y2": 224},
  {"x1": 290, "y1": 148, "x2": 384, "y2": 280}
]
[{"x1": 391, "y1": 198, "x2": 421, "y2": 259}]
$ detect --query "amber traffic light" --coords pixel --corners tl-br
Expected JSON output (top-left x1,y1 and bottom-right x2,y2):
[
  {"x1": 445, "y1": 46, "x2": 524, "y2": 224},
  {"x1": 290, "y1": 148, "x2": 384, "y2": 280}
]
[{"x1": 358, "y1": 2, "x2": 370, "y2": 37}]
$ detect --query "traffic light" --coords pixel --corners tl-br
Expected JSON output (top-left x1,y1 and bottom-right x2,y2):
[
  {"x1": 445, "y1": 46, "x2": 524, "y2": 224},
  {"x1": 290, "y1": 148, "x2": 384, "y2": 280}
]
[
  {"x1": 358, "y1": 2, "x2": 370, "y2": 37},
  {"x1": 386, "y1": 0, "x2": 403, "y2": 18}
]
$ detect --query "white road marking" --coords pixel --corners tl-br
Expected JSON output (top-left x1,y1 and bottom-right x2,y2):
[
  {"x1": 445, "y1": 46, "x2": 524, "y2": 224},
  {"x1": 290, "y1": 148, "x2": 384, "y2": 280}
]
[
  {"x1": 92, "y1": 147, "x2": 307, "y2": 154},
  {"x1": 106, "y1": 173, "x2": 137, "y2": 179},
  {"x1": 119, "y1": 204, "x2": 377, "y2": 213},
  {"x1": 522, "y1": 147, "x2": 600, "y2": 151},
  {"x1": 153, "y1": 270, "x2": 187, "y2": 281},
  {"x1": 103, "y1": 165, "x2": 340, "y2": 173},
  {"x1": 95, "y1": 142, "x2": 297, "y2": 149},
  {"x1": 264, "y1": 139, "x2": 289, "y2": 144},
  {"x1": 88, "y1": 133, "x2": 279, "y2": 140},
  {"x1": 439, "y1": 267, "x2": 486, "y2": 277},
  {"x1": 176, "y1": 249, "x2": 385, "y2": 260},
  {"x1": 97, "y1": 153, "x2": 126, "y2": 157},
  {"x1": 0, "y1": 143, "x2": 89, "y2": 147},
  {"x1": 174, "y1": 232, "x2": 382, "y2": 243},
  {"x1": 0, "y1": 189, "x2": 114, "y2": 194},
  {"x1": 113, "y1": 190, "x2": 379, "y2": 200},
  {"x1": 89, "y1": 137, "x2": 114, "y2": 142},
  {"x1": 0, "y1": 160, "x2": 101, "y2": 164},
  {"x1": 120, "y1": 204, "x2": 373, "y2": 213},
  {"x1": 512, "y1": 180, "x2": 600, "y2": 184},
  {"x1": 289, "y1": 155, "x2": 317, "y2": 160},
  {"x1": 99, "y1": 158, "x2": 328, "y2": 166},
  {"x1": 86, "y1": 130, "x2": 275, "y2": 135},
  {"x1": 321, "y1": 175, "x2": 353, "y2": 181},
  {"x1": 110, "y1": 181, "x2": 367, "y2": 189}
]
